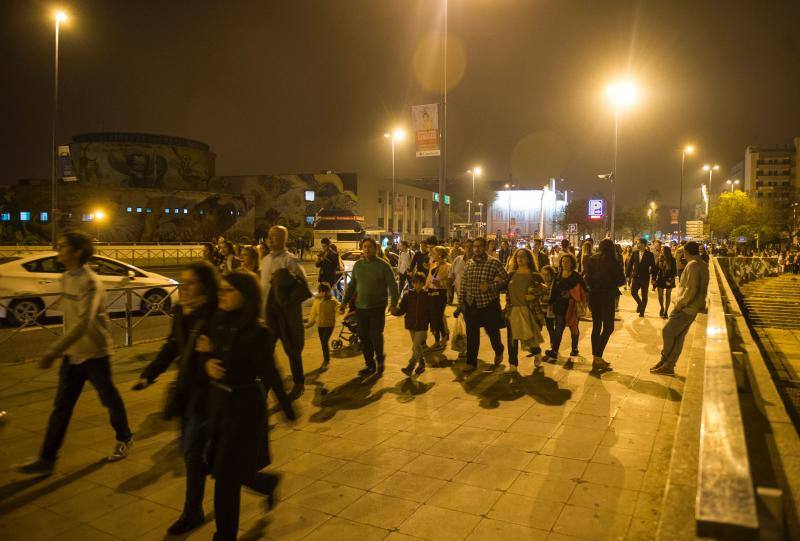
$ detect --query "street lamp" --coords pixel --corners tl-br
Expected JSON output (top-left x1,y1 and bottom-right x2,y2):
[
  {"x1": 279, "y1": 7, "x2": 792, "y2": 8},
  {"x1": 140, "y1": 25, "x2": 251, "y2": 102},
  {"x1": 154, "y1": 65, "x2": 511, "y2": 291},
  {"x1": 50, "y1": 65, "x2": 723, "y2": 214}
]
[
  {"x1": 93, "y1": 209, "x2": 106, "y2": 242},
  {"x1": 648, "y1": 201, "x2": 656, "y2": 239},
  {"x1": 678, "y1": 144, "x2": 695, "y2": 239},
  {"x1": 51, "y1": 9, "x2": 68, "y2": 246},
  {"x1": 384, "y1": 128, "x2": 406, "y2": 235},
  {"x1": 466, "y1": 199, "x2": 472, "y2": 227},
  {"x1": 703, "y1": 163, "x2": 720, "y2": 195},
  {"x1": 504, "y1": 183, "x2": 516, "y2": 236},
  {"x1": 466, "y1": 167, "x2": 482, "y2": 224},
  {"x1": 605, "y1": 78, "x2": 640, "y2": 241},
  {"x1": 726, "y1": 179, "x2": 740, "y2": 193},
  {"x1": 477, "y1": 202, "x2": 484, "y2": 235}
]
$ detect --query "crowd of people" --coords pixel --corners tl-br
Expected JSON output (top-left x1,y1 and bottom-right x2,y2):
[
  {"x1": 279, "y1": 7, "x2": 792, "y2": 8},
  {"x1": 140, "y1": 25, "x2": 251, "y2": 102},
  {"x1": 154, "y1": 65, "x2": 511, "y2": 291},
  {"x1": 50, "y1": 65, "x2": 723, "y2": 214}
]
[{"x1": 15, "y1": 226, "x2": 712, "y2": 540}]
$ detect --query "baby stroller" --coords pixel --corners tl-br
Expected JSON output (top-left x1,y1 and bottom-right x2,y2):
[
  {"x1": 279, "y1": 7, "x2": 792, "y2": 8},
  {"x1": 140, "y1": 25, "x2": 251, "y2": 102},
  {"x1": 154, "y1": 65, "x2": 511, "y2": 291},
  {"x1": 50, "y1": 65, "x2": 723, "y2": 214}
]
[{"x1": 331, "y1": 310, "x2": 361, "y2": 351}]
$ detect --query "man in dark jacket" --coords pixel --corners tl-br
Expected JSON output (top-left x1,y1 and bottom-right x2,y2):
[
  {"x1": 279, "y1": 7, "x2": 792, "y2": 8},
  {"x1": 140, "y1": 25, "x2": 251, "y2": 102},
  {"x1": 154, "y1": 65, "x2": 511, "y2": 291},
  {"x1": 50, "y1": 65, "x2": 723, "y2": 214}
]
[
  {"x1": 626, "y1": 238, "x2": 657, "y2": 317},
  {"x1": 531, "y1": 238, "x2": 549, "y2": 271},
  {"x1": 410, "y1": 240, "x2": 431, "y2": 278},
  {"x1": 315, "y1": 238, "x2": 341, "y2": 288}
]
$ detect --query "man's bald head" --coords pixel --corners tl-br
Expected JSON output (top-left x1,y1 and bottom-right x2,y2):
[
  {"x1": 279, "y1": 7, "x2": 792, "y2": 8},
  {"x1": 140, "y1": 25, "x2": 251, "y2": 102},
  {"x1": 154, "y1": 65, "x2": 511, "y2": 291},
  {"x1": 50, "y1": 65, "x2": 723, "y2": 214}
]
[{"x1": 268, "y1": 225, "x2": 288, "y2": 252}]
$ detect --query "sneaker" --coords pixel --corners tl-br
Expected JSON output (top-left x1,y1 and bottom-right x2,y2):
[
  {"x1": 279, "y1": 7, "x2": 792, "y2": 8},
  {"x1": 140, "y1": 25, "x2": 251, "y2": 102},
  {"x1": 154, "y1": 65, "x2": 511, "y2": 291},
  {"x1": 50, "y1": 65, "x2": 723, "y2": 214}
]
[
  {"x1": 533, "y1": 355, "x2": 543, "y2": 368},
  {"x1": 401, "y1": 365, "x2": 414, "y2": 377},
  {"x1": 414, "y1": 363, "x2": 426, "y2": 375},
  {"x1": 493, "y1": 354, "x2": 503, "y2": 366},
  {"x1": 544, "y1": 350, "x2": 558, "y2": 363},
  {"x1": 563, "y1": 359, "x2": 574, "y2": 370},
  {"x1": 15, "y1": 457, "x2": 54, "y2": 475},
  {"x1": 649, "y1": 361, "x2": 664, "y2": 372},
  {"x1": 592, "y1": 359, "x2": 612, "y2": 372},
  {"x1": 108, "y1": 438, "x2": 133, "y2": 462},
  {"x1": 651, "y1": 364, "x2": 675, "y2": 376},
  {"x1": 167, "y1": 512, "x2": 205, "y2": 536},
  {"x1": 358, "y1": 366, "x2": 376, "y2": 376}
]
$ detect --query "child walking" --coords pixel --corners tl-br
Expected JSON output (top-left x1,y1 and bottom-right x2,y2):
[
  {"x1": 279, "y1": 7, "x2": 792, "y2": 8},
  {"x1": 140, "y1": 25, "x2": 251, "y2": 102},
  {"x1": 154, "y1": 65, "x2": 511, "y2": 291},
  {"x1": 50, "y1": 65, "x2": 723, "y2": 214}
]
[
  {"x1": 306, "y1": 282, "x2": 339, "y2": 369},
  {"x1": 392, "y1": 273, "x2": 431, "y2": 376}
]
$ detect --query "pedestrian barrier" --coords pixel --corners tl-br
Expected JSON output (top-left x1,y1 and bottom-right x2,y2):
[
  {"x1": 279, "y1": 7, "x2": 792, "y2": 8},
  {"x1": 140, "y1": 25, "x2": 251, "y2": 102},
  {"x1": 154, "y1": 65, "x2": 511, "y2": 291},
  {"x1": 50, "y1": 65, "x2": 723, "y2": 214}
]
[{"x1": 0, "y1": 245, "x2": 205, "y2": 267}]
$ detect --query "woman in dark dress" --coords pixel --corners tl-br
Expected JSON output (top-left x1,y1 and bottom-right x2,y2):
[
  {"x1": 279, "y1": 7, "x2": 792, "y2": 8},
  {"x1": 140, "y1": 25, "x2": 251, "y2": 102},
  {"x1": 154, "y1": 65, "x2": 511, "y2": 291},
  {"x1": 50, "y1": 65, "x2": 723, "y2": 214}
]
[
  {"x1": 585, "y1": 239, "x2": 625, "y2": 372},
  {"x1": 654, "y1": 245, "x2": 677, "y2": 319},
  {"x1": 545, "y1": 253, "x2": 588, "y2": 365},
  {"x1": 198, "y1": 271, "x2": 296, "y2": 541},
  {"x1": 133, "y1": 261, "x2": 218, "y2": 536}
]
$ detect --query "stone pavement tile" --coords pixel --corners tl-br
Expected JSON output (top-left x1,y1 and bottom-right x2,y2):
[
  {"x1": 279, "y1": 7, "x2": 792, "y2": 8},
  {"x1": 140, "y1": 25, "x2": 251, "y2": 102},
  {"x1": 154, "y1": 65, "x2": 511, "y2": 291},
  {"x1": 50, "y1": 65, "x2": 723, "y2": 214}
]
[
  {"x1": 551, "y1": 425, "x2": 608, "y2": 446},
  {"x1": 519, "y1": 405, "x2": 573, "y2": 425},
  {"x1": 448, "y1": 425, "x2": 503, "y2": 445},
  {"x1": 339, "y1": 492, "x2": 420, "y2": 529},
  {"x1": 540, "y1": 438, "x2": 598, "y2": 461},
  {"x1": 142, "y1": 475, "x2": 200, "y2": 511},
  {"x1": 580, "y1": 462, "x2": 645, "y2": 491},
  {"x1": 609, "y1": 418, "x2": 660, "y2": 436},
  {"x1": 371, "y1": 471, "x2": 447, "y2": 503},
  {"x1": 524, "y1": 454, "x2": 587, "y2": 481},
  {"x1": 401, "y1": 453, "x2": 467, "y2": 481},
  {"x1": 424, "y1": 436, "x2": 485, "y2": 462},
  {"x1": 487, "y1": 492, "x2": 564, "y2": 530},
  {"x1": 339, "y1": 425, "x2": 400, "y2": 446},
  {"x1": 371, "y1": 412, "x2": 417, "y2": 430},
  {"x1": 91, "y1": 498, "x2": 176, "y2": 540},
  {"x1": 466, "y1": 517, "x2": 549, "y2": 541},
  {"x1": 591, "y1": 446, "x2": 652, "y2": 470},
  {"x1": 625, "y1": 514, "x2": 658, "y2": 541},
  {"x1": 599, "y1": 430, "x2": 655, "y2": 452},
  {"x1": 280, "y1": 452, "x2": 347, "y2": 479},
  {"x1": 562, "y1": 412, "x2": 613, "y2": 429},
  {"x1": 301, "y1": 516, "x2": 389, "y2": 541},
  {"x1": 49, "y1": 524, "x2": 121, "y2": 541},
  {"x1": 507, "y1": 419, "x2": 560, "y2": 437},
  {"x1": 354, "y1": 443, "x2": 420, "y2": 470},
  {"x1": 1, "y1": 474, "x2": 99, "y2": 509},
  {"x1": 463, "y1": 413, "x2": 516, "y2": 431},
  {"x1": 491, "y1": 432, "x2": 548, "y2": 452},
  {"x1": 427, "y1": 482, "x2": 502, "y2": 516},
  {"x1": 507, "y1": 472, "x2": 577, "y2": 502},
  {"x1": 323, "y1": 461, "x2": 395, "y2": 490},
  {"x1": 402, "y1": 419, "x2": 460, "y2": 438},
  {"x1": 453, "y1": 463, "x2": 521, "y2": 491},
  {"x1": 285, "y1": 479, "x2": 365, "y2": 514},
  {"x1": 546, "y1": 533, "x2": 584, "y2": 541},
  {"x1": 567, "y1": 482, "x2": 640, "y2": 516},
  {"x1": 46, "y1": 485, "x2": 140, "y2": 523},
  {"x1": 552, "y1": 504, "x2": 632, "y2": 541},
  {"x1": 312, "y1": 437, "x2": 373, "y2": 460},
  {"x1": 0, "y1": 506, "x2": 81, "y2": 539},
  {"x1": 632, "y1": 490, "x2": 662, "y2": 520},
  {"x1": 400, "y1": 504, "x2": 482, "y2": 541},
  {"x1": 427, "y1": 408, "x2": 477, "y2": 425},
  {"x1": 473, "y1": 443, "x2": 534, "y2": 470},
  {"x1": 612, "y1": 406, "x2": 662, "y2": 423},
  {"x1": 298, "y1": 418, "x2": 358, "y2": 437},
  {"x1": 241, "y1": 502, "x2": 330, "y2": 541},
  {"x1": 383, "y1": 431, "x2": 441, "y2": 453},
  {"x1": 274, "y1": 430, "x2": 336, "y2": 453}
]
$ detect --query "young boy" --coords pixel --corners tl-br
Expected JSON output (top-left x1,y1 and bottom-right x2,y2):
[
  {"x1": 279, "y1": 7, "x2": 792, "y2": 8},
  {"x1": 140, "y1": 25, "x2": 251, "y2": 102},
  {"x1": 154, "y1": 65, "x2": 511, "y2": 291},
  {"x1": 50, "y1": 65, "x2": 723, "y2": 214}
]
[
  {"x1": 306, "y1": 282, "x2": 339, "y2": 369},
  {"x1": 391, "y1": 273, "x2": 431, "y2": 376},
  {"x1": 17, "y1": 231, "x2": 133, "y2": 475}
]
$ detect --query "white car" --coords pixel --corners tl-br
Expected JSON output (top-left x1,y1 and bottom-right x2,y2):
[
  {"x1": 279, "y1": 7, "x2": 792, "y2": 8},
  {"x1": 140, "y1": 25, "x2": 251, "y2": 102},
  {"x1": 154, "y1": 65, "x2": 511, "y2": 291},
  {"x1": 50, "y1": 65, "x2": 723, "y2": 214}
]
[
  {"x1": 0, "y1": 252, "x2": 179, "y2": 326},
  {"x1": 339, "y1": 250, "x2": 398, "y2": 272}
]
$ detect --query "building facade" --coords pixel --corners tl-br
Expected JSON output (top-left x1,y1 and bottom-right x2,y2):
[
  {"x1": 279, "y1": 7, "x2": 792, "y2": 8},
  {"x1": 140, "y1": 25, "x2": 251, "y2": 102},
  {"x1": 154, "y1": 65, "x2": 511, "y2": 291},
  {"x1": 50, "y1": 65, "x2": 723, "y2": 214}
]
[
  {"x1": 742, "y1": 137, "x2": 799, "y2": 206},
  {"x1": 487, "y1": 187, "x2": 567, "y2": 239}
]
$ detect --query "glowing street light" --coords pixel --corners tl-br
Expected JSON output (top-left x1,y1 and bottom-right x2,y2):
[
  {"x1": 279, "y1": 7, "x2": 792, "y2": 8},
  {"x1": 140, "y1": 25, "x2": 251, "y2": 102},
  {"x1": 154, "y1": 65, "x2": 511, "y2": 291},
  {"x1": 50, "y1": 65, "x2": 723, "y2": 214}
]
[
  {"x1": 466, "y1": 167, "x2": 482, "y2": 226},
  {"x1": 726, "y1": 179, "x2": 740, "y2": 193},
  {"x1": 93, "y1": 209, "x2": 107, "y2": 241},
  {"x1": 384, "y1": 129, "x2": 406, "y2": 234},
  {"x1": 703, "y1": 163, "x2": 720, "y2": 197},
  {"x1": 51, "y1": 9, "x2": 69, "y2": 245},
  {"x1": 604, "y1": 77, "x2": 640, "y2": 241},
  {"x1": 677, "y1": 144, "x2": 695, "y2": 239}
]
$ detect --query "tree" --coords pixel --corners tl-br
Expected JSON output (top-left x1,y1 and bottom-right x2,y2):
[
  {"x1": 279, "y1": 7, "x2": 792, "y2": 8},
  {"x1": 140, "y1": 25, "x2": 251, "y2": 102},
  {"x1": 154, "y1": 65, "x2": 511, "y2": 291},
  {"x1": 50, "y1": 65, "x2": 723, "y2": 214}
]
[
  {"x1": 616, "y1": 206, "x2": 649, "y2": 241},
  {"x1": 708, "y1": 191, "x2": 764, "y2": 241}
]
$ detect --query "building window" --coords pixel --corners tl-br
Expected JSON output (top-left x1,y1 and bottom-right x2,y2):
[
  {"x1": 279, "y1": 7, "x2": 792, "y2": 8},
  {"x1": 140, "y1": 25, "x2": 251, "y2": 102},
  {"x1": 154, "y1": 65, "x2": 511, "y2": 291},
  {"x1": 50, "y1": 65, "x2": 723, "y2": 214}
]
[
  {"x1": 305, "y1": 215, "x2": 314, "y2": 225},
  {"x1": 304, "y1": 190, "x2": 315, "y2": 202},
  {"x1": 127, "y1": 207, "x2": 133, "y2": 213},
  {"x1": 183, "y1": 208, "x2": 188, "y2": 214},
  {"x1": 39, "y1": 212, "x2": 49, "y2": 222},
  {"x1": 199, "y1": 209, "x2": 205, "y2": 215},
  {"x1": 0, "y1": 212, "x2": 10, "y2": 221},
  {"x1": 165, "y1": 208, "x2": 170, "y2": 213},
  {"x1": 82, "y1": 213, "x2": 94, "y2": 222},
  {"x1": 146, "y1": 208, "x2": 152, "y2": 213},
  {"x1": 174, "y1": 208, "x2": 180, "y2": 215},
  {"x1": 20, "y1": 212, "x2": 31, "y2": 222},
  {"x1": 135, "y1": 207, "x2": 142, "y2": 213}
]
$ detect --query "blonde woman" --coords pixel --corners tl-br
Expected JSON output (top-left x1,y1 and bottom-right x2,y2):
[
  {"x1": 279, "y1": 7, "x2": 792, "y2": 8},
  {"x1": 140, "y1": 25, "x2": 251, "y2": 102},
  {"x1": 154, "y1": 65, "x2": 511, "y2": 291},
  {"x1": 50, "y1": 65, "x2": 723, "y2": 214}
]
[{"x1": 426, "y1": 246, "x2": 452, "y2": 348}]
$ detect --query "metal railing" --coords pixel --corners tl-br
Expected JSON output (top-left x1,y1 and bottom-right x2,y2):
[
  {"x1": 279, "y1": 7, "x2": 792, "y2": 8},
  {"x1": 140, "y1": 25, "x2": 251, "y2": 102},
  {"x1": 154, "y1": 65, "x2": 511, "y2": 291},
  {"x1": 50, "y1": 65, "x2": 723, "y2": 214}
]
[
  {"x1": 0, "y1": 245, "x2": 205, "y2": 267},
  {"x1": 0, "y1": 283, "x2": 178, "y2": 357},
  {"x1": 716, "y1": 256, "x2": 782, "y2": 289}
]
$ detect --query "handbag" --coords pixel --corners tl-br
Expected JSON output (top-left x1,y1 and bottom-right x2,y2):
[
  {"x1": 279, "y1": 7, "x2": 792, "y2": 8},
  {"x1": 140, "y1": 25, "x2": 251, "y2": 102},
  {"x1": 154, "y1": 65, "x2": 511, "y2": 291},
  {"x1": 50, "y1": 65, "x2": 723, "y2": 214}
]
[{"x1": 163, "y1": 318, "x2": 205, "y2": 420}]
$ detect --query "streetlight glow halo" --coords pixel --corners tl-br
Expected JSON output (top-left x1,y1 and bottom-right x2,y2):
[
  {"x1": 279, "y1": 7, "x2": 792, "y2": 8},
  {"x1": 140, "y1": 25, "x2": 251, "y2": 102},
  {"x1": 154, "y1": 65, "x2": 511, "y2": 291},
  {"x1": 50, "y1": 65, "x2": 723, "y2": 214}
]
[
  {"x1": 606, "y1": 78, "x2": 639, "y2": 108},
  {"x1": 54, "y1": 10, "x2": 68, "y2": 22}
]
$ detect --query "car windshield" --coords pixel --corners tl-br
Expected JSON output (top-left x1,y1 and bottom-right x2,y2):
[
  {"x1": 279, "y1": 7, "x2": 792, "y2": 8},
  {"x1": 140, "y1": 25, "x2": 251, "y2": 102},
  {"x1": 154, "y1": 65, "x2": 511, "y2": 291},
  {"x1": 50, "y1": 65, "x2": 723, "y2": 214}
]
[
  {"x1": 22, "y1": 257, "x2": 66, "y2": 274},
  {"x1": 341, "y1": 252, "x2": 361, "y2": 260}
]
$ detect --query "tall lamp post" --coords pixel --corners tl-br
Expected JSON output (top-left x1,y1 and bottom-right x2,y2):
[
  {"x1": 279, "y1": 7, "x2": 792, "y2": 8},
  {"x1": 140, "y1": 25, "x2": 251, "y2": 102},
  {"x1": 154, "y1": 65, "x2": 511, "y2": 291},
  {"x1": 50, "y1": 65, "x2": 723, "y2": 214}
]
[
  {"x1": 725, "y1": 179, "x2": 740, "y2": 193},
  {"x1": 477, "y1": 202, "x2": 484, "y2": 235},
  {"x1": 384, "y1": 128, "x2": 406, "y2": 235},
  {"x1": 647, "y1": 201, "x2": 656, "y2": 239},
  {"x1": 466, "y1": 167, "x2": 482, "y2": 224},
  {"x1": 51, "y1": 10, "x2": 68, "y2": 245},
  {"x1": 678, "y1": 145, "x2": 695, "y2": 239},
  {"x1": 703, "y1": 163, "x2": 720, "y2": 198},
  {"x1": 605, "y1": 79, "x2": 639, "y2": 241},
  {"x1": 504, "y1": 183, "x2": 516, "y2": 236}
]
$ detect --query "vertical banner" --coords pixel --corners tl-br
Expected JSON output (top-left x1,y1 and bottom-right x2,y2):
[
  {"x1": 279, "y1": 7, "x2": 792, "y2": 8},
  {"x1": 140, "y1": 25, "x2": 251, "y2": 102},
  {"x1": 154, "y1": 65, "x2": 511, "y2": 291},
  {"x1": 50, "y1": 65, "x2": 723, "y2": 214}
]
[
  {"x1": 670, "y1": 208, "x2": 679, "y2": 224},
  {"x1": 411, "y1": 104, "x2": 440, "y2": 157},
  {"x1": 58, "y1": 145, "x2": 78, "y2": 182}
]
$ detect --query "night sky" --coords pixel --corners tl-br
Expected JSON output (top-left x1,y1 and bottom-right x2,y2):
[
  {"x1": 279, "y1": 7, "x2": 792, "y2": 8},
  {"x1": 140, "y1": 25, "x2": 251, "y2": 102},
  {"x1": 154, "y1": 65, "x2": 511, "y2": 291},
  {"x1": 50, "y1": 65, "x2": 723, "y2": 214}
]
[{"x1": 2, "y1": 0, "x2": 799, "y2": 207}]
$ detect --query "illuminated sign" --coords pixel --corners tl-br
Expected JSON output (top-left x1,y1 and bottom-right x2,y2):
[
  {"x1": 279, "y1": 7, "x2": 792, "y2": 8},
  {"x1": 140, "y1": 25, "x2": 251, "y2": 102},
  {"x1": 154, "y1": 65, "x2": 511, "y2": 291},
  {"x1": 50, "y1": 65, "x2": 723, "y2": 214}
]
[{"x1": 588, "y1": 199, "x2": 604, "y2": 220}]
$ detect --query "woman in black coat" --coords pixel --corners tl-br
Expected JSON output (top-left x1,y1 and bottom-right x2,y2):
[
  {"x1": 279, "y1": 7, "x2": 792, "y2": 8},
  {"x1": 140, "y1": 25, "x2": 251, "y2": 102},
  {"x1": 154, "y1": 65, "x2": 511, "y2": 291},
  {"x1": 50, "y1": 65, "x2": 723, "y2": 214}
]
[
  {"x1": 585, "y1": 239, "x2": 626, "y2": 372},
  {"x1": 653, "y1": 245, "x2": 677, "y2": 319},
  {"x1": 198, "y1": 271, "x2": 296, "y2": 541},
  {"x1": 133, "y1": 261, "x2": 218, "y2": 536}
]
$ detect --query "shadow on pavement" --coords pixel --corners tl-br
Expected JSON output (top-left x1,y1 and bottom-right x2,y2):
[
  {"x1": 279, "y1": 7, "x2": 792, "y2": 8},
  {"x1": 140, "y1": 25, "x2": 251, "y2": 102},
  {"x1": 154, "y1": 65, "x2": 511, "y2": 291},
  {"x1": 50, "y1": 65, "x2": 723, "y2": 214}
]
[
  {"x1": 133, "y1": 411, "x2": 175, "y2": 441},
  {"x1": 601, "y1": 371, "x2": 683, "y2": 401},
  {"x1": 451, "y1": 362, "x2": 572, "y2": 409},
  {"x1": 117, "y1": 439, "x2": 182, "y2": 493}
]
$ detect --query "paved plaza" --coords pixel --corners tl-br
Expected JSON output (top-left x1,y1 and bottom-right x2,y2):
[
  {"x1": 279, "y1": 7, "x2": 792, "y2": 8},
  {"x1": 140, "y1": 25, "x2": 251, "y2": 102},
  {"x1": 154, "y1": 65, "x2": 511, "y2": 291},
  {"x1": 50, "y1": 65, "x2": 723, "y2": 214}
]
[{"x1": 0, "y1": 294, "x2": 692, "y2": 541}]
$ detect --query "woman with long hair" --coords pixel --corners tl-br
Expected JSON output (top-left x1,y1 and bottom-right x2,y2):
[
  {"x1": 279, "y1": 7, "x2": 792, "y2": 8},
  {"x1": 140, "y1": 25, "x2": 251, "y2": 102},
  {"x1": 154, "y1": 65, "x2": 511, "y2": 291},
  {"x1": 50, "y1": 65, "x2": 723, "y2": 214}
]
[
  {"x1": 578, "y1": 241, "x2": 592, "y2": 277},
  {"x1": 622, "y1": 245, "x2": 633, "y2": 290},
  {"x1": 219, "y1": 241, "x2": 240, "y2": 275},
  {"x1": 505, "y1": 248, "x2": 547, "y2": 370},
  {"x1": 240, "y1": 245, "x2": 260, "y2": 275},
  {"x1": 198, "y1": 272, "x2": 296, "y2": 541},
  {"x1": 546, "y1": 253, "x2": 588, "y2": 366},
  {"x1": 134, "y1": 261, "x2": 219, "y2": 535},
  {"x1": 585, "y1": 239, "x2": 625, "y2": 372},
  {"x1": 654, "y1": 245, "x2": 677, "y2": 319},
  {"x1": 426, "y1": 246, "x2": 452, "y2": 348}
]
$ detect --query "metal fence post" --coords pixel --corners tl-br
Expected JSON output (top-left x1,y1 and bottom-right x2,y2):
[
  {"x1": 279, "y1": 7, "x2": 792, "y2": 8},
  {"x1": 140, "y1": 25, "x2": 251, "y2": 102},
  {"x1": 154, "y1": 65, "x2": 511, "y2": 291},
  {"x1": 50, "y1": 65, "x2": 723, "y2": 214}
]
[{"x1": 125, "y1": 288, "x2": 133, "y2": 346}]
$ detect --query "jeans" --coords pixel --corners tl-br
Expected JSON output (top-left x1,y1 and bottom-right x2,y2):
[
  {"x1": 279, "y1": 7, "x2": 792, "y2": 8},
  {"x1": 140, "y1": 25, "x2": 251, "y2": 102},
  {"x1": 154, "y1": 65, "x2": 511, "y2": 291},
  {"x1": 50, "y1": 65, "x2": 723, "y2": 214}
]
[
  {"x1": 660, "y1": 309, "x2": 697, "y2": 369},
  {"x1": 589, "y1": 294, "x2": 616, "y2": 357},
  {"x1": 214, "y1": 470, "x2": 279, "y2": 540},
  {"x1": 428, "y1": 289, "x2": 448, "y2": 341},
  {"x1": 463, "y1": 300, "x2": 504, "y2": 366},
  {"x1": 657, "y1": 287, "x2": 673, "y2": 314},
  {"x1": 545, "y1": 317, "x2": 556, "y2": 349},
  {"x1": 181, "y1": 413, "x2": 208, "y2": 516},
  {"x1": 551, "y1": 313, "x2": 579, "y2": 355},
  {"x1": 41, "y1": 356, "x2": 131, "y2": 463},
  {"x1": 631, "y1": 279, "x2": 649, "y2": 315},
  {"x1": 407, "y1": 330, "x2": 427, "y2": 369},
  {"x1": 318, "y1": 326, "x2": 334, "y2": 364},
  {"x1": 355, "y1": 306, "x2": 387, "y2": 368}
]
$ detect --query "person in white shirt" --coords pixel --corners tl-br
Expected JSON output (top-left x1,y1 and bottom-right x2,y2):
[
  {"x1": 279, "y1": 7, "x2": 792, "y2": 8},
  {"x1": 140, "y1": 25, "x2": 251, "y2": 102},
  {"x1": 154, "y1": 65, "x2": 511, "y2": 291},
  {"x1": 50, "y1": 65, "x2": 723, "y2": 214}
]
[
  {"x1": 396, "y1": 240, "x2": 413, "y2": 293},
  {"x1": 451, "y1": 239, "x2": 474, "y2": 305},
  {"x1": 17, "y1": 231, "x2": 132, "y2": 475},
  {"x1": 261, "y1": 225, "x2": 310, "y2": 395}
]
